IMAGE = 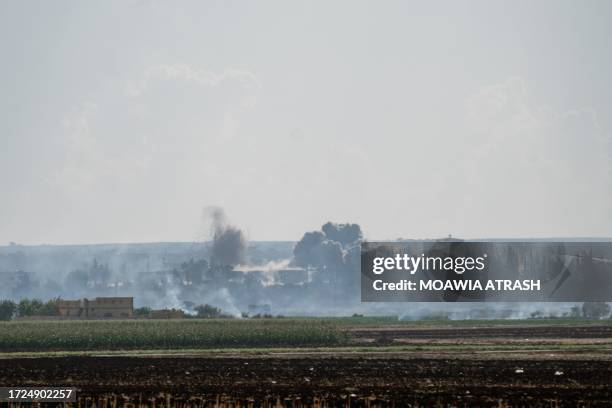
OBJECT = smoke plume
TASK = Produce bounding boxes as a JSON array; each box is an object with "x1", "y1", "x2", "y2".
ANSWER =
[{"x1": 207, "y1": 207, "x2": 247, "y2": 267}]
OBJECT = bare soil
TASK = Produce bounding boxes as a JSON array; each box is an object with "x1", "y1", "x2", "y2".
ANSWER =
[{"x1": 3, "y1": 324, "x2": 612, "y2": 407}]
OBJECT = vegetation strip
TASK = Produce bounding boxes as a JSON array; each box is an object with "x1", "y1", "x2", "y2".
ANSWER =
[
  {"x1": 2, "y1": 343, "x2": 612, "y2": 359},
  {"x1": 3, "y1": 318, "x2": 612, "y2": 353},
  {"x1": 0, "y1": 319, "x2": 347, "y2": 351}
]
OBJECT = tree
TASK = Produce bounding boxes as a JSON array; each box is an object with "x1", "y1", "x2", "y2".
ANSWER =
[
  {"x1": 17, "y1": 298, "x2": 44, "y2": 317},
  {"x1": 65, "y1": 268, "x2": 89, "y2": 290},
  {"x1": 293, "y1": 231, "x2": 325, "y2": 267},
  {"x1": 39, "y1": 298, "x2": 61, "y2": 316},
  {"x1": 582, "y1": 302, "x2": 611, "y2": 319},
  {"x1": 194, "y1": 304, "x2": 230, "y2": 318},
  {"x1": 10, "y1": 270, "x2": 35, "y2": 295},
  {"x1": 569, "y1": 305, "x2": 581, "y2": 318},
  {"x1": 89, "y1": 259, "x2": 112, "y2": 287},
  {"x1": 134, "y1": 307, "x2": 152, "y2": 317},
  {"x1": 321, "y1": 222, "x2": 362, "y2": 247},
  {"x1": 0, "y1": 300, "x2": 16, "y2": 321}
]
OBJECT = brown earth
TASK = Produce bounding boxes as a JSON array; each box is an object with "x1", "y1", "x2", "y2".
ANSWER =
[
  {"x1": 349, "y1": 324, "x2": 612, "y2": 348},
  {"x1": 2, "y1": 324, "x2": 612, "y2": 407},
  {"x1": 3, "y1": 352, "x2": 612, "y2": 407},
  {"x1": 348, "y1": 324, "x2": 612, "y2": 341}
]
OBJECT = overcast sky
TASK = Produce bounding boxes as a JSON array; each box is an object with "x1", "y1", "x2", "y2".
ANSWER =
[{"x1": 1, "y1": 0, "x2": 611, "y2": 244}]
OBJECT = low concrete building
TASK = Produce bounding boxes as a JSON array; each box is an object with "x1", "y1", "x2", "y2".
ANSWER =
[
  {"x1": 275, "y1": 268, "x2": 309, "y2": 285},
  {"x1": 58, "y1": 297, "x2": 133, "y2": 318},
  {"x1": 57, "y1": 299, "x2": 82, "y2": 317}
]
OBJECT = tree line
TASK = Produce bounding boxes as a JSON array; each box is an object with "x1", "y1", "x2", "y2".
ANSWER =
[
  {"x1": 0, "y1": 298, "x2": 238, "y2": 320},
  {"x1": 0, "y1": 298, "x2": 61, "y2": 320}
]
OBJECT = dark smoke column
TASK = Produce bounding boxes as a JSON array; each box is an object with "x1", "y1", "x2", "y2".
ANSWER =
[{"x1": 206, "y1": 207, "x2": 247, "y2": 266}]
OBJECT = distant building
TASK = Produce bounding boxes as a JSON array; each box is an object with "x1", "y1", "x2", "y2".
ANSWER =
[
  {"x1": 58, "y1": 297, "x2": 133, "y2": 318},
  {"x1": 275, "y1": 268, "x2": 309, "y2": 285},
  {"x1": 57, "y1": 299, "x2": 82, "y2": 317}
]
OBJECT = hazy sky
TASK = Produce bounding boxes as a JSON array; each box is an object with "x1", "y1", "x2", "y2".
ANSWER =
[{"x1": 1, "y1": 0, "x2": 611, "y2": 244}]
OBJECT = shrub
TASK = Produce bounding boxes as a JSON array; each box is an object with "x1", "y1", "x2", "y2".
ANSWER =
[
  {"x1": 0, "y1": 300, "x2": 16, "y2": 321},
  {"x1": 582, "y1": 302, "x2": 611, "y2": 319},
  {"x1": 194, "y1": 304, "x2": 232, "y2": 318},
  {"x1": 134, "y1": 307, "x2": 152, "y2": 317}
]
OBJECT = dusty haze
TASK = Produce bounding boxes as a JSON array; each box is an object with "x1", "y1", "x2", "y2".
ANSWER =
[{"x1": 1, "y1": 0, "x2": 611, "y2": 245}]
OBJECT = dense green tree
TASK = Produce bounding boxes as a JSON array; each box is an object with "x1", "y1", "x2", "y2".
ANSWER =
[
  {"x1": 321, "y1": 222, "x2": 362, "y2": 247},
  {"x1": 134, "y1": 307, "x2": 152, "y2": 317},
  {"x1": 17, "y1": 298, "x2": 43, "y2": 316},
  {"x1": 15, "y1": 298, "x2": 60, "y2": 317},
  {"x1": 195, "y1": 304, "x2": 231, "y2": 318},
  {"x1": 582, "y1": 302, "x2": 611, "y2": 319},
  {"x1": 0, "y1": 299, "x2": 16, "y2": 320},
  {"x1": 38, "y1": 297, "x2": 61, "y2": 316}
]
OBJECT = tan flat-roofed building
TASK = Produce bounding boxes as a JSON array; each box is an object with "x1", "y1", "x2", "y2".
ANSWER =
[
  {"x1": 57, "y1": 299, "x2": 82, "y2": 317},
  {"x1": 58, "y1": 297, "x2": 133, "y2": 319}
]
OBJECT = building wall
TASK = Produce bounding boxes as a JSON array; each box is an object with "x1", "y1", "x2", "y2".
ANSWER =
[
  {"x1": 276, "y1": 268, "x2": 309, "y2": 285},
  {"x1": 58, "y1": 300, "x2": 82, "y2": 317},
  {"x1": 57, "y1": 297, "x2": 133, "y2": 319},
  {"x1": 89, "y1": 297, "x2": 133, "y2": 318}
]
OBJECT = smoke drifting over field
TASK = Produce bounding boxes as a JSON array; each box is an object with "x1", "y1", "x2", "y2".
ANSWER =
[
  {"x1": 0, "y1": 216, "x2": 598, "y2": 318},
  {"x1": 0, "y1": 217, "x2": 359, "y2": 315}
]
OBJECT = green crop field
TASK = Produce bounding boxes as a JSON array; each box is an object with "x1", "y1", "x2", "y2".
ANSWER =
[
  {"x1": 0, "y1": 319, "x2": 348, "y2": 352},
  {"x1": 2, "y1": 317, "x2": 609, "y2": 353}
]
